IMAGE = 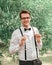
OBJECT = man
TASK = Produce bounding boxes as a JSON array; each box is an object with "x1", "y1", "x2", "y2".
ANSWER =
[{"x1": 9, "y1": 10, "x2": 42, "y2": 65}]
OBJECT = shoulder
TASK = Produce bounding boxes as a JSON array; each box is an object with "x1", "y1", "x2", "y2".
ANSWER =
[
  {"x1": 33, "y1": 27, "x2": 38, "y2": 31},
  {"x1": 32, "y1": 27, "x2": 39, "y2": 34},
  {"x1": 12, "y1": 28, "x2": 20, "y2": 36}
]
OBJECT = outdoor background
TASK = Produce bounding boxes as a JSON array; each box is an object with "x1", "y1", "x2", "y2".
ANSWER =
[{"x1": 0, "y1": 0, "x2": 52, "y2": 65}]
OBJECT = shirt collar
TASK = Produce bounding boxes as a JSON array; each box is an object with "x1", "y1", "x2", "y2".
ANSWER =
[{"x1": 21, "y1": 26, "x2": 32, "y2": 31}]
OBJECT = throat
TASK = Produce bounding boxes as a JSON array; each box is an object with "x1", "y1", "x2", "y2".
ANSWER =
[{"x1": 23, "y1": 25, "x2": 30, "y2": 28}]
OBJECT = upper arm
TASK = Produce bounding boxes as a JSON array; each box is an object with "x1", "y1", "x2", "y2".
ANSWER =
[
  {"x1": 10, "y1": 31, "x2": 19, "y2": 44},
  {"x1": 9, "y1": 29, "x2": 20, "y2": 54},
  {"x1": 33, "y1": 27, "x2": 39, "y2": 34}
]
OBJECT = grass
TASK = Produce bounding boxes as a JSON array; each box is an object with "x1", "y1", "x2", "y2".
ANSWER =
[
  {"x1": 0, "y1": 53, "x2": 52, "y2": 65},
  {"x1": 41, "y1": 56, "x2": 52, "y2": 65},
  {"x1": 41, "y1": 56, "x2": 52, "y2": 63}
]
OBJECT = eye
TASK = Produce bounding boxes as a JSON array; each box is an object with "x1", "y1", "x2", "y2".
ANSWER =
[{"x1": 21, "y1": 17, "x2": 30, "y2": 20}]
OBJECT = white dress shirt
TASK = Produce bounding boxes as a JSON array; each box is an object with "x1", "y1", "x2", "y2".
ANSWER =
[{"x1": 9, "y1": 26, "x2": 42, "y2": 61}]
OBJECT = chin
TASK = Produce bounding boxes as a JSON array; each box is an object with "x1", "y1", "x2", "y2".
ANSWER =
[
  {"x1": 24, "y1": 24, "x2": 29, "y2": 27},
  {"x1": 25, "y1": 24, "x2": 29, "y2": 26}
]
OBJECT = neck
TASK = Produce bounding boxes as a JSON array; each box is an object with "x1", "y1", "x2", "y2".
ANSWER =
[{"x1": 22, "y1": 25, "x2": 30, "y2": 28}]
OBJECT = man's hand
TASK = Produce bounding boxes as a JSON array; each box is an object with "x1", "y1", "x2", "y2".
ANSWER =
[
  {"x1": 34, "y1": 34, "x2": 41, "y2": 43},
  {"x1": 19, "y1": 36, "x2": 27, "y2": 47}
]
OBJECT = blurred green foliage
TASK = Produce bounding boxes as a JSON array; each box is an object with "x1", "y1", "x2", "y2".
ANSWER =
[{"x1": 0, "y1": 0, "x2": 52, "y2": 54}]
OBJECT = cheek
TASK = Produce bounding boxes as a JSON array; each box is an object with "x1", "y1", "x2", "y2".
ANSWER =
[
  {"x1": 21, "y1": 20, "x2": 24, "y2": 23},
  {"x1": 21, "y1": 19, "x2": 31, "y2": 23},
  {"x1": 29, "y1": 19, "x2": 31, "y2": 22},
  {"x1": 27, "y1": 19, "x2": 31, "y2": 22}
]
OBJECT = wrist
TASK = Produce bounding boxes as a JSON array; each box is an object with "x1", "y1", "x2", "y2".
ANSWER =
[
  {"x1": 36, "y1": 39, "x2": 41, "y2": 43},
  {"x1": 19, "y1": 40, "x2": 22, "y2": 47}
]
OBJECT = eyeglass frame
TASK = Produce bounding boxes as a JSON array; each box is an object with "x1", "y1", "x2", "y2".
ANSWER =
[{"x1": 21, "y1": 17, "x2": 30, "y2": 20}]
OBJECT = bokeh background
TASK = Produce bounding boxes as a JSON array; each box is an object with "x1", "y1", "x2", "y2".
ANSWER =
[{"x1": 0, "y1": 0, "x2": 52, "y2": 65}]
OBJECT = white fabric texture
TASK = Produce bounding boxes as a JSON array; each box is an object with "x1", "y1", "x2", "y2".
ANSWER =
[{"x1": 9, "y1": 26, "x2": 42, "y2": 61}]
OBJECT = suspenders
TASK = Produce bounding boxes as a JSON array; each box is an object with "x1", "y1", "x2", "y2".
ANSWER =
[
  {"x1": 19, "y1": 27, "x2": 38, "y2": 60},
  {"x1": 19, "y1": 28, "x2": 27, "y2": 60},
  {"x1": 32, "y1": 27, "x2": 38, "y2": 58}
]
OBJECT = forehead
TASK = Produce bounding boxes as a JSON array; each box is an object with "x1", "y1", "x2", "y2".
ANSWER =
[{"x1": 21, "y1": 13, "x2": 30, "y2": 17}]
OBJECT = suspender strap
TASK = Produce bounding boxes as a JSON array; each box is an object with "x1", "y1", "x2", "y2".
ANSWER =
[
  {"x1": 19, "y1": 27, "x2": 23, "y2": 36},
  {"x1": 19, "y1": 27, "x2": 27, "y2": 60},
  {"x1": 19, "y1": 27, "x2": 38, "y2": 59},
  {"x1": 32, "y1": 27, "x2": 38, "y2": 58}
]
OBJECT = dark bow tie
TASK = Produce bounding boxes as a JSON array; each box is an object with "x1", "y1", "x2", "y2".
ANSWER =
[{"x1": 24, "y1": 28, "x2": 31, "y2": 31}]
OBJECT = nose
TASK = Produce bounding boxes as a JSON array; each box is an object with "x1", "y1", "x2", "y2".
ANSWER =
[
  {"x1": 25, "y1": 18, "x2": 28, "y2": 21},
  {"x1": 25, "y1": 18, "x2": 29, "y2": 21}
]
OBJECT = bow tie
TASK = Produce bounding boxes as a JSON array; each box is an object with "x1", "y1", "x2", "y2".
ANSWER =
[{"x1": 24, "y1": 28, "x2": 31, "y2": 31}]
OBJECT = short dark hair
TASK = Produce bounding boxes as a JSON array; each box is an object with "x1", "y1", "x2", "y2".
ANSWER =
[{"x1": 19, "y1": 10, "x2": 30, "y2": 18}]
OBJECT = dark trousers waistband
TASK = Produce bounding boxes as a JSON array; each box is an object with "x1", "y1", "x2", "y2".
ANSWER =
[{"x1": 19, "y1": 60, "x2": 33, "y2": 65}]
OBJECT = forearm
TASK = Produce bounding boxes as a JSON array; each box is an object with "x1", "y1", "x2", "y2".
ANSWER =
[{"x1": 37, "y1": 40, "x2": 42, "y2": 50}]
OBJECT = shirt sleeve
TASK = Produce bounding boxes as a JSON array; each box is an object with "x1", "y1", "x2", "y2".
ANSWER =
[
  {"x1": 37, "y1": 39, "x2": 42, "y2": 50},
  {"x1": 9, "y1": 30, "x2": 21, "y2": 54},
  {"x1": 33, "y1": 27, "x2": 42, "y2": 50}
]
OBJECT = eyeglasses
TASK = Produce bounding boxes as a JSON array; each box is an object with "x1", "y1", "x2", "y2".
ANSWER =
[{"x1": 21, "y1": 17, "x2": 30, "y2": 20}]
